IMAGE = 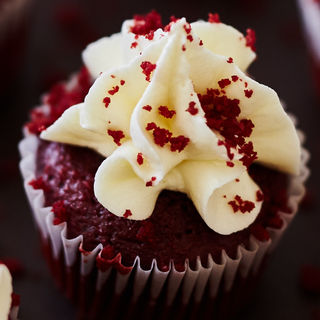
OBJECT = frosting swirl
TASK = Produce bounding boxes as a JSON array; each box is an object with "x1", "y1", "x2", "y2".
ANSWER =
[{"x1": 40, "y1": 15, "x2": 300, "y2": 235}]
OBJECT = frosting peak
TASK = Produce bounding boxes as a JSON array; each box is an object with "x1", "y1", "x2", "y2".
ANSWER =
[{"x1": 40, "y1": 14, "x2": 301, "y2": 235}]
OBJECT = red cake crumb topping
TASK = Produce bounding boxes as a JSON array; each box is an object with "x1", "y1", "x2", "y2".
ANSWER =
[
  {"x1": 111, "y1": 75, "x2": 116, "y2": 78},
  {"x1": 199, "y1": 40, "x2": 204, "y2": 46},
  {"x1": 107, "y1": 129, "x2": 125, "y2": 146},
  {"x1": 244, "y1": 89, "x2": 253, "y2": 98},
  {"x1": 158, "y1": 105, "x2": 176, "y2": 119},
  {"x1": 29, "y1": 176, "x2": 50, "y2": 192},
  {"x1": 208, "y1": 13, "x2": 221, "y2": 23},
  {"x1": 123, "y1": 210, "x2": 132, "y2": 219},
  {"x1": 137, "y1": 153, "x2": 144, "y2": 165},
  {"x1": 120, "y1": 80, "x2": 125, "y2": 86},
  {"x1": 187, "y1": 35, "x2": 193, "y2": 42},
  {"x1": 228, "y1": 195, "x2": 255, "y2": 213},
  {"x1": 11, "y1": 292, "x2": 20, "y2": 307},
  {"x1": 232, "y1": 75, "x2": 239, "y2": 82},
  {"x1": 52, "y1": 200, "x2": 67, "y2": 225},
  {"x1": 146, "y1": 176, "x2": 157, "y2": 187},
  {"x1": 256, "y1": 190, "x2": 265, "y2": 202},
  {"x1": 186, "y1": 101, "x2": 198, "y2": 115},
  {"x1": 146, "y1": 122, "x2": 172, "y2": 147},
  {"x1": 130, "y1": 10, "x2": 163, "y2": 37},
  {"x1": 26, "y1": 67, "x2": 92, "y2": 134},
  {"x1": 108, "y1": 86, "x2": 119, "y2": 95},
  {"x1": 131, "y1": 41, "x2": 138, "y2": 49},
  {"x1": 198, "y1": 88, "x2": 257, "y2": 168},
  {"x1": 103, "y1": 97, "x2": 111, "y2": 108},
  {"x1": 182, "y1": 45, "x2": 186, "y2": 51},
  {"x1": 140, "y1": 61, "x2": 157, "y2": 82},
  {"x1": 245, "y1": 29, "x2": 257, "y2": 52},
  {"x1": 142, "y1": 105, "x2": 152, "y2": 111},
  {"x1": 218, "y1": 78, "x2": 231, "y2": 89},
  {"x1": 170, "y1": 135, "x2": 190, "y2": 152},
  {"x1": 227, "y1": 57, "x2": 233, "y2": 63},
  {"x1": 227, "y1": 161, "x2": 234, "y2": 167},
  {"x1": 183, "y1": 23, "x2": 192, "y2": 34}
]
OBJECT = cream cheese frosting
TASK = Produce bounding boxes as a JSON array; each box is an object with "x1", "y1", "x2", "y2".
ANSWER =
[
  {"x1": 0, "y1": 264, "x2": 12, "y2": 320},
  {"x1": 40, "y1": 15, "x2": 301, "y2": 235}
]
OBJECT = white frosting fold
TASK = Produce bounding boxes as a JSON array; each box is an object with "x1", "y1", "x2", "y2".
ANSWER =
[
  {"x1": 41, "y1": 17, "x2": 301, "y2": 234},
  {"x1": 0, "y1": 264, "x2": 12, "y2": 320}
]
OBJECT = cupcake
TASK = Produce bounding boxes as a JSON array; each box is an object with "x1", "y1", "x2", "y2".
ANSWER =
[
  {"x1": 297, "y1": 0, "x2": 320, "y2": 101},
  {"x1": 19, "y1": 11, "x2": 309, "y2": 320},
  {"x1": 0, "y1": 263, "x2": 20, "y2": 320}
]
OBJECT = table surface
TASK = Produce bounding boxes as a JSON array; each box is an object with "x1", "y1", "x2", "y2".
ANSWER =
[{"x1": 0, "y1": 0, "x2": 320, "y2": 319}]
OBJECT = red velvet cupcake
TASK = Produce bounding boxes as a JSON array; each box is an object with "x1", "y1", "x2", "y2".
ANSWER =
[{"x1": 19, "y1": 11, "x2": 309, "y2": 320}]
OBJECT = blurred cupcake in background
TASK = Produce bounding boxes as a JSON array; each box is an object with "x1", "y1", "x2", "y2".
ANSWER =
[
  {"x1": 297, "y1": 0, "x2": 320, "y2": 102},
  {"x1": 0, "y1": 263, "x2": 20, "y2": 320}
]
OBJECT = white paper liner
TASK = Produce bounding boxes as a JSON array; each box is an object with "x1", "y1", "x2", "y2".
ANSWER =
[{"x1": 19, "y1": 128, "x2": 310, "y2": 311}]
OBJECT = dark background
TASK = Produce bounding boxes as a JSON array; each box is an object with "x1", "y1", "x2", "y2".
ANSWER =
[{"x1": 0, "y1": 0, "x2": 320, "y2": 319}]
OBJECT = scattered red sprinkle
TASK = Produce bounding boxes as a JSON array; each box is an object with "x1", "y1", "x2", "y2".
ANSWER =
[
  {"x1": 146, "y1": 122, "x2": 172, "y2": 147},
  {"x1": 120, "y1": 80, "x2": 125, "y2": 86},
  {"x1": 158, "y1": 105, "x2": 176, "y2": 119},
  {"x1": 11, "y1": 293, "x2": 20, "y2": 307},
  {"x1": 146, "y1": 176, "x2": 157, "y2": 187},
  {"x1": 182, "y1": 44, "x2": 186, "y2": 51},
  {"x1": 228, "y1": 195, "x2": 255, "y2": 213},
  {"x1": 227, "y1": 57, "x2": 233, "y2": 63},
  {"x1": 256, "y1": 190, "x2": 265, "y2": 202},
  {"x1": 123, "y1": 209, "x2": 132, "y2": 218},
  {"x1": 140, "y1": 61, "x2": 157, "y2": 82},
  {"x1": 111, "y1": 75, "x2": 116, "y2": 78},
  {"x1": 300, "y1": 264, "x2": 320, "y2": 294},
  {"x1": 183, "y1": 23, "x2": 192, "y2": 34},
  {"x1": 186, "y1": 101, "x2": 198, "y2": 115},
  {"x1": 208, "y1": 13, "x2": 221, "y2": 23},
  {"x1": 239, "y1": 141, "x2": 258, "y2": 167},
  {"x1": 236, "y1": 179, "x2": 240, "y2": 182},
  {"x1": 231, "y1": 75, "x2": 239, "y2": 82},
  {"x1": 137, "y1": 152, "x2": 144, "y2": 165},
  {"x1": 130, "y1": 10, "x2": 163, "y2": 36},
  {"x1": 52, "y1": 200, "x2": 67, "y2": 225},
  {"x1": 250, "y1": 225, "x2": 270, "y2": 242},
  {"x1": 218, "y1": 78, "x2": 231, "y2": 89},
  {"x1": 199, "y1": 39, "x2": 204, "y2": 46},
  {"x1": 131, "y1": 41, "x2": 138, "y2": 49},
  {"x1": 244, "y1": 89, "x2": 253, "y2": 98},
  {"x1": 226, "y1": 161, "x2": 234, "y2": 167},
  {"x1": 244, "y1": 82, "x2": 248, "y2": 88},
  {"x1": 187, "y1": 35, "x2": 193, "y2": 42},
  {"x1": 245, "y1": 28, "x2": 257, "y2": 52},
  {"x1": 142, "y1": 105, "x2": 152, "y2": 111},
  {"x1": 170, "y1": 136, "x2": 190, "y2": 153},
  {"x1": 223, "y1": 195, "x2": 226, "y2": 198},
  {"x1": 103, "y1": 96, "x2": 111, "y2": 108},
  {"x1": 108, "y1": 86, "x2": 119, "y2": 95},
  {"x1": 107, "y1": 129, "x2": 125, "y2": 146}
]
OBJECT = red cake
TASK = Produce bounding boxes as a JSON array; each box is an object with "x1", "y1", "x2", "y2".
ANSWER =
[{"x1": 20, "y1": 11, "x2": 308, "y2": 320}]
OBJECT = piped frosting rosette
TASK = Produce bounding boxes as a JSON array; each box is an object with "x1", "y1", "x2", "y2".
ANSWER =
[{"x1": 40, "y1": 17, "x2": 301, "y2": 235}]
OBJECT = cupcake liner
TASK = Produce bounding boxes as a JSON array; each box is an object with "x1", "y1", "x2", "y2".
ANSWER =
[{"x1": 19, "y1": 126, "x2": 309, "y2": 319}]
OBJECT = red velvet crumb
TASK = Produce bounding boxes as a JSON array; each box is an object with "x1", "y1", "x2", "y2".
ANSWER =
[
  {"x1": 158, "y1": 105, "x2": 176, "y2": 119},
  {"x1": 170, "y1": 135, "x2": 189, "y2": 153},
  {"x1": 218, "y1": 78, "x2": 231, "y2": 89},
  {"x1": 183, "y1": 23, "x2": 192, "y2": 34},
  {"x1": 146, "y1": 176, "x2": 157, "y2": 187},
  {"x1": 245, "y1": 29, "x2": 257, "y2": 52},
  {"x1": 186, "y1": 101, "x2": 198, "y2": 115},
  {"x1": 228, "y1": 195, "x2": 255, "y2": 213},
  {"x1": 123, "y1": 210, "x2": 132, "y2": 218},
  {"x1": 130, "y1": 10, "x2": 163, "y2": 36},
  {"x1": 107, "y1": 129, "x2": 125, "y2": 146},
  {"x1": 131, "y1": 41, "x2": 138, "y2": 49},
  {"x1": 187, "y1": 35, "x2": 193, "y2": 42},
  {"x1": 103, "y1": 96, "x2": 111, "y2": 108},
  {"x1": 146, "y1": 122, "x2": 172, "y2": 147},
  {"x1": 256, "y1": 190, "x2": 265, "y2": 202},
  {"x1": 108, "y1": 86, "x2": 119, "y2": 95},
  {"x1": 142, "y1": 105, "x2": 152, "y2": 111},
  {"x1": 227, "y1": 57, "x2": 233, "y2": 63},
  {"x1": 137, "y1": 152, "x2": 144, "y2": 165},
  {"x1": 52, "y1": 200, "x2": 67, "y2": 225},
  {"x1": 182, "y1": 44, "x2": 186, "y2": 51},
  {"x1": 29, "y1": 176, "x2": 49, "y2": 192},
  {"x1": 244, "y1": 89, "x2": 253, "y2": 98},
  {"x1": 208, "y1": 13, "x2": 221, "y2": 23},
  {"x1": 199, "y1": 39, "x2": 204, "y2": 46},
  {"x1": 111, "y1": 75, "x2": 116, "y2": 78},
  {"x1": 140, "y1": 61, "x2": 157, "y2": 82},
  {"x1": 231, "y1": 75, "x2": 239, "y2": 82},
  {"x1": 120, "y1": 80, "x2": 125, "y2": 86},
  {"x1": 227, "y1": 161, "x2": 234, "y2": 167}
]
